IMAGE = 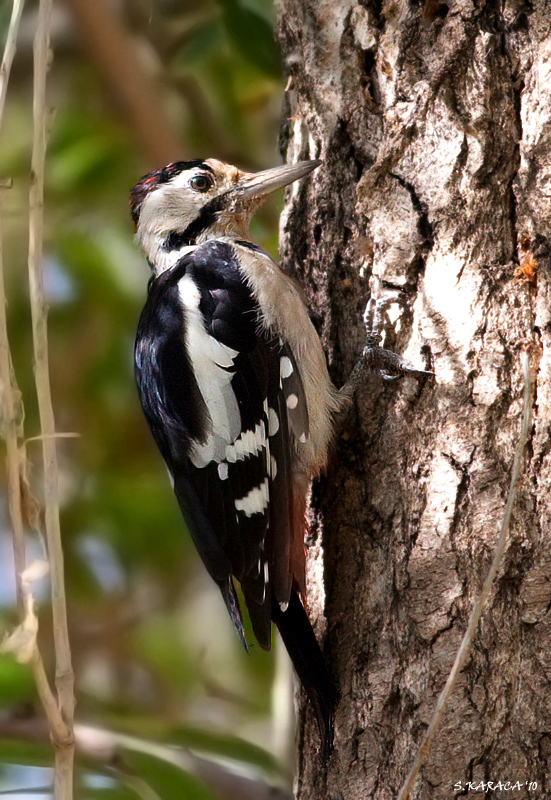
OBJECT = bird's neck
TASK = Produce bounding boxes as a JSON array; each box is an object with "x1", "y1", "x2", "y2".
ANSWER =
[{"x1": 138, "y1": 223, "x2": 258, "y2": 277}]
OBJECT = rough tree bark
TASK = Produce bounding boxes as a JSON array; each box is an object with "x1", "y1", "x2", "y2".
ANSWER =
[{"x1": 276, "y1": 1, "x2": 551, "y2": 798}]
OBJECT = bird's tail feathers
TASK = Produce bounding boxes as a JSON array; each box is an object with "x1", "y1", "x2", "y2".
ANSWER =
[
  {"x1": 219, "y1": 578, "x2": 248, "y2": 652},
  {"x1": 272, "y1": 591, "x2": 339, "y2": 761}
]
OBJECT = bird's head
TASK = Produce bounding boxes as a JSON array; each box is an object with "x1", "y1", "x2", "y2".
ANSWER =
[{"x1": 130, "y1": 158, "x2": 321, "y2": 275}]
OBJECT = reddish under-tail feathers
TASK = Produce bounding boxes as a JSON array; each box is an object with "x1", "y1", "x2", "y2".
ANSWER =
[
  {"x1": 272, "y1": 591, "x2": 339, "y2": 761},
  {"x1": 265, "y1": 390, "x2": 339, "y2": 758},
  {"x1": 271, "y1": 471, "x2": 339, "y2": 760}
]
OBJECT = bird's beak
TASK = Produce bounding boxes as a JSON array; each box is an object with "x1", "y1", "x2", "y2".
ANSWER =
[{"x1": 234, "y1": 160, "x2": 321, "y2": 201}]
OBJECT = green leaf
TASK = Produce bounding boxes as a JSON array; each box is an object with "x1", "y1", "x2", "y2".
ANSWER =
[
  {"x1": 176, "y1": 23, "x2": 223, "y2": 66},
  {"x1": 124, "y1": 751, "x2": 218, "y2": 800},
  {"x1": 82, "y1": 775, "x2": 138, "y2": 800},
  {"x1": 0, "y1": 659, "x2": 34, "y2": 706},
  {"x1": 166, "y1": 724, "x2": 280, "y2": 774},
  {"x1": 0, "y1": 740, "x2": 53, "y2": 769},
  {"x1": 216, "y1": 0, "x2": 282, "y2": 77},
  {"x1": 84, "y1": 787, "x2": 137, "y2": 800}
]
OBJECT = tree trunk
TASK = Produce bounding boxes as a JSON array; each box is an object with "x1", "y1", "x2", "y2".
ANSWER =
[{"x1": 276, "y1": 2, "x2": 551, "y2": 797}]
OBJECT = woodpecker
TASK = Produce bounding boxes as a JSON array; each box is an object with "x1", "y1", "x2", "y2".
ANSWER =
[
  {"x1": 131, "y1": 157, "x2": 343, "y2": 756},
  {"x1": 130, "y1": 158, "x2": 431, "y2": 758}
]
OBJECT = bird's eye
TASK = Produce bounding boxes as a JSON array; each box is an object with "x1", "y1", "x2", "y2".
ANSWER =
[{"x1": 190, "y1": 174, "x2": 213, "y2": 193}]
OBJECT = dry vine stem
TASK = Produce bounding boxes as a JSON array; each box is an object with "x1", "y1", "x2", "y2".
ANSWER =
[
  {"x1": 28, "y1": 0, "x2": 75, "y2": 795},
  {"x1": 1, "y1": 2, "x2": 75, "y2": 793},
  {"x1": 396, "y1": 350, "x2": 533, "y2": 800},
  {"x1": 0, "y1": 0, "x2": 24, "y2": 120},
  {"x1": 0, "y1": 0, "x2": 26, "y2": 600}
]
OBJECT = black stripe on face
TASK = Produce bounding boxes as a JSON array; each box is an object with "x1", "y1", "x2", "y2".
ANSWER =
[{"x1": 163, "y1": 194, "x2": 226, "y2": 251}]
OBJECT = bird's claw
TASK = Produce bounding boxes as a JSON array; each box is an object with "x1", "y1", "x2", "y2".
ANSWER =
[{"x1": 362, "y1": 343, "x2": 434, "y2": 382}]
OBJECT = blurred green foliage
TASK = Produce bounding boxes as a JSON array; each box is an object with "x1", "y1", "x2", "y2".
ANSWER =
[{"x1": 0, "y1": 1, "x2": 293, "y2": 797}]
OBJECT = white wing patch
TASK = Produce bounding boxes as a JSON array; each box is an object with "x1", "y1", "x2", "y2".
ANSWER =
[
  {"x1": 178, "y1": 274, "x2": 241, "y2": 468},
  {"x1": 280, "y1": 355, "x2": 293, "y2": 378},
  {"x1": 267, "y1": 407, "x2": 279, "y2": 436},
  {"x1": 225, "y1": 421, "x2": 267, "y2": 463},
  {"x1": 234, "y1": 477, "x2": 270, "y2": 517},
  {"x1": 178, "y1": 275, "x2": 271, "y2": 479}
]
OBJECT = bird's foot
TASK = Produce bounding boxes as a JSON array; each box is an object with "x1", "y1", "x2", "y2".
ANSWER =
[{"x1": 342, "y1": 288, "x2": 434, "y2": 395}]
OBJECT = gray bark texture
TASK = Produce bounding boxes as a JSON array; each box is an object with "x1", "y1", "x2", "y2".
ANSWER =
[{"x1": 275, "y1": 1, "x2": 551, "y2": 798}]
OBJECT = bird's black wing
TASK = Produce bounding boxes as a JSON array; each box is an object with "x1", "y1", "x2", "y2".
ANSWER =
[{"x1": 134, "y1": 241, "x2": 308, "y2": 649}]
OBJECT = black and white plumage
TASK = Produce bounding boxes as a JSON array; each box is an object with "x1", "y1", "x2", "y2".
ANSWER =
[{"x1": 131, "y1": 158, "x2": 343, "y2": 756}]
